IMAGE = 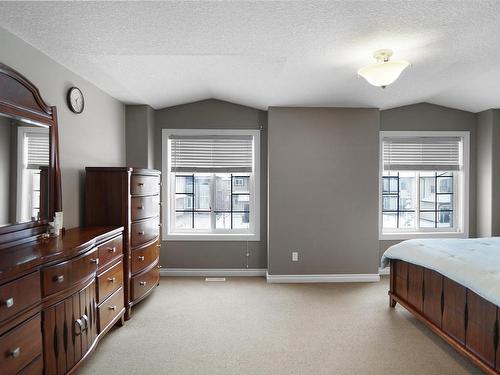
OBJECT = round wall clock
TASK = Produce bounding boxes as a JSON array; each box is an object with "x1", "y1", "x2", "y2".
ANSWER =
[{"x1": 67, "y1": 87, "x2": 84, "y2": 114}]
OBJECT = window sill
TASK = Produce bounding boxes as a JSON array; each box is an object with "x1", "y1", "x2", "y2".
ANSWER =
[
  {"x1": 380, "y1": 231, "x2": 468, "y2": 241},
  {"x1": 164, "y1": 233, "x2": 261, "y2": 242}
]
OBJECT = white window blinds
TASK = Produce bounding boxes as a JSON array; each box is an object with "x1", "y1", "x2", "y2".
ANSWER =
[
  {"x1": 26, "y1": 131, "x2": 50, "y2": 168},
  {"x1": 382, "y1": 136, "x2": 462, "y2": 171},
  {"x1": 169, "y1": 134, "x2": 254, "y2": 173}
]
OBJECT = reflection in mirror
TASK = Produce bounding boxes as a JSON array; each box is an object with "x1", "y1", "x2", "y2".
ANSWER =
[{"x1": 0, "y1": 114, "x2": 50, "y2": 227}]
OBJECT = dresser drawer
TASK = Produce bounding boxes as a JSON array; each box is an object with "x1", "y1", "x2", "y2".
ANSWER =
[
  {"x1": 18, "y1": 355, "x2": 43, "y2": 375},
  {"x1": 97, "y1": 261, "x2": 123, "y2": 304},
  {"x1": 131, "y1": 264, "x2": 159, "y2": 302},
  {"x1": 0, "y1": 271, "x2": 41, "y2": 323},
  {"x1": 130, "y1": 217, "x2": 159, "y2": 248},
  {"x1": 131, "y1": 242, "x2": 160, "y2": 275},
  {"x1": 0, "y1": 314, "x2": 42, "y2": 374},
  {"x1": 131, "y1": 195, "x2": 160, "y2": 221},
  {"x1": 41, "y1": 249, "x2": 98, "y2": 297},
  {"x1": 131, "y1": 174, "x2": 160, "y2": 196},
  {"x1": 97, "y1": 236, "x2": 123, "y2": 269},
  {"x1": 98, "y1": 287, "x2": 124, "y2": 332}
]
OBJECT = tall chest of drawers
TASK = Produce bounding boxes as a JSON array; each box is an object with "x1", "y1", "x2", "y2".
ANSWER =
[{"x1": 85, "y1": 168, "x2": 161, "y2": 319}]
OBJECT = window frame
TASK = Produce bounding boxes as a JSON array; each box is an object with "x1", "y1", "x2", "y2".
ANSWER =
[
  {"x1": 379, "y1": 131, "x2": 469, "y2": 240},
  {"x1": 162, "y1": 128, "x2": 261, "y2": 241}
]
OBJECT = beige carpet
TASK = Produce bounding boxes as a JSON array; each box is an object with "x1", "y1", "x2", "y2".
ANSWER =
[{"x1": 78, "y1": 277, "x2": 483, "y2": 375}]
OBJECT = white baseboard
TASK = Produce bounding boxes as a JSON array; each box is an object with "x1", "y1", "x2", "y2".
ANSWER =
[
  {"x1": 379, "y1": 267, "x2": 390, "y2": 276},
  {"x1": 160, "y1": 268, "x2": 267, "y2": 277},
  {"x1": 266, "y1": 272, "x2": 380, "y2": 283}
]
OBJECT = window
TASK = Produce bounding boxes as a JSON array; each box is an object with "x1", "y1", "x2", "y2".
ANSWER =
[
  {"x1": 380, "y1": 131, "x2": 469, "y2": 239},
  {"x1": 162, "y1": 129, "x2": 260, "y2": 241}
]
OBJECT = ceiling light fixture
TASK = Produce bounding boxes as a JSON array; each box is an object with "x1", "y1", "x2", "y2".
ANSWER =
[{"x1": 358, "y1": 49, "x2": 410, "y2": 88}]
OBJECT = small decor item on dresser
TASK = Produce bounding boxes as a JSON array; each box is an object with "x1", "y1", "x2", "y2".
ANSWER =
[{"x1": 67, "y1": 86, "x2": 84, "y2": 114}]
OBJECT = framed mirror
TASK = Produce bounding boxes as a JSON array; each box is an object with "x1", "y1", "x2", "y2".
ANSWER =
[{"x1": 0, "y1": 62, "x2": 62, "y2": 248}]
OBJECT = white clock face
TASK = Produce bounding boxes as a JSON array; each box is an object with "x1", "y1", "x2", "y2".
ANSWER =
[{"x1": 69, "y1": 88, "x2": 84, "y2": 113}]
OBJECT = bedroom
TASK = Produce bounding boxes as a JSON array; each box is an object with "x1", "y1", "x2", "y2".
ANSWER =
[{"x1": 0, "y1": 1, "x2": 498, "y2": 374}]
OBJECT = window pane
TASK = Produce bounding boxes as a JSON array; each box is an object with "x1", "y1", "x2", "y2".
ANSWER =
[
  {"x1": 215, "y1": 174, "x2": 231, "y2": 211},
  {"x1": 175, "y1": 194, "x2": 193, "y2": 210},
  {"x1": 419, "y1": 212, "x2": 435, "y2": 228},
  {"x1": 437, "y1": 177, "x2": 453, "y2": 193},
  {"x1": 383, "y1": 196, "x2": 397, "y2": 211},
  {"x1": 175, "y1": 212, "x2": 192, "y2": 229},
  {"x1": 176, "y1": 176, "x2": 193, "y2": 194},
  {"x1": 215, "y1": 213, "x2": 231, "y2": 229},
  {"x1": 399, "y1": 173, "x2": 415, "y2": 210},
  {"x1": 232, "y1": 176, "x2": 250, "y2": 194},
  {"x1": 398, "y1": 212, "x2": 415, "y2": 229},
  {"x1": 437, "y1": 211, "x2": 453, "y2": 228},
  {"x1": 194, "y1": 175, "x2": 211, "y2": 210},
  {"x1": 420, "y1": 176, "x2": 435, "y2": 210},
  {"x1": 382, "y1": 212, "x2": 397, "y2": 229},
  {"x1": 233, "y1": 212, "x2": 250, "y2": 229},
  {"x1": 232, "y1": 195, "x2": 250, "y2": 211},
  {"x1": 194, "y1": 212, "x2": 210, "y2": 229}
]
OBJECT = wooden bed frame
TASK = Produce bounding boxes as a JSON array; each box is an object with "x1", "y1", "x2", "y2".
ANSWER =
[{"x1": 389, "y1": 259, "x2": 500, "y2": 375}]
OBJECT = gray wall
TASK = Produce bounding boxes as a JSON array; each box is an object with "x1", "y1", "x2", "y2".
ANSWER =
[
  {"x1": 267, "y1": 107, "x2": 380, "y2": 275},
  {"x1": 0, "y1": 26, "x2": 125, "y2": 228},
  {"x1": 379, "y1": 103, "x2": 477, "y2": 259},
  {"x1": 154, "y1": 99, "x2": 268, "y2": 269},
  {"x1": 126, "y1": 105, "x2": 155, "y2": 169},
  {"x1": 0, "y1": 116, "x2": 11, "y2": 225},
  {"x1": 476, "y1": 109, "x2": 500, "y2": 237}
]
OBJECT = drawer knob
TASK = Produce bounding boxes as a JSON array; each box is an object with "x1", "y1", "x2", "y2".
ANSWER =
[
  {"x1": 54, "y1": 275, "x2": 64, "y2": 283},
  {"x1": 90, "y1": 258, "x2": 99, "y2": 265},
  {"x1": 81, "y1": 315, "x2": 89, "y2": 332},
  {"x1": 9, "y1": 347, "x2": 21, "y2": 358},
  {"x1": 138, "y1": 255, "x2": 145, "y2": 261},
  {"x1": 108, "y1": 305, "x2": 117, "y2": 311},
  {"x1": 138, "y1": 206, "x2": 145, "y2": 210},
  {"x1": 108, "y1": 277, "x2": 116, "y2": 283},
  {"x1": 139, "y1": 281, "x2": 147, "y2": 286},
  {"x1": 74, "y1": 319, "x2": 83, "y2": 336},
  {"x1": 108, "y1": 247, "x2": 116, "y2": 253},
  {"x1": 138, "y1": 182, "x2": 144, "y2": 186},
  {"x1": 138, "y1": 231, "x2": 145, "y2": 235},
  {"x1": 4, "y1": 297, "x2": 14, "y2": 308},
  {"x1": 156, "y1": 243, "x2": 161, "y2": 248}
]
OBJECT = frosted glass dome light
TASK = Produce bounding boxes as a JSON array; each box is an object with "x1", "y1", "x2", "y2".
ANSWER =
[{"x1": 358, "y1": 49, "x2": 410, "y2": 88}]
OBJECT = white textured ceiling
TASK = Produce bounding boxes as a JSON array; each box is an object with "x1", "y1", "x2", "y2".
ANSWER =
[{"x1": 1, "y1": 1, "x2": 500, "y2": 112}]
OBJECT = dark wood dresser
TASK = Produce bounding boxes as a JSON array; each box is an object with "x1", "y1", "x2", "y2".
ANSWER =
[
  {"x1": 0, "y1": 226, "x2": 125, "y2": 375},
  {"x1": 85, "y1": 168, "x2": 161, "y2": 319}
]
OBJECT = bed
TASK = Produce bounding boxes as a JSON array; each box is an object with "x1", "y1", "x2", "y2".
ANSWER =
[{"x1": 382, "y1": 238, "x2": 500, "y2": 375}]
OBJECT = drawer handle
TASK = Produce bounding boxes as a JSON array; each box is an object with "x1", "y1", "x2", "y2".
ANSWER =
[
  {"x1": 9, "y1": 347, "x2": 21, "y2": 358},
  {"x1": 108, "y1": 277, "x2": 116, "y2": 283},
  {"x1": 138, "y1": 256, "x2": 145, "y2": 261},
  {"x1": 108, "y1": 247, "x2": 116, "y2": 253},
  {"x1": 139, "y1": 281, "x2": 147, "y2": 286},
  {"x1": 90, "y1": 258, "x2": 99, "y2": 265},
  {"x1": 54, "y1": 275, "x2": 64, "y2": 283},
  {"x1": 4, "y1": 297, "x2": 14, "y2": 308},
  {"x1": 156, "y1": 244, "x2": 161, "y2": 248},
  {"x1": 138, "y1": 206, "x2": 145, "y2": 210},
  {"x1": 74, "y1": 319, "x2": 83, "y2": 336},
  {"x1": 138, "y1": 182, "x2": 144, "y2": 186},
  {"x1": 138, "y1": 231, "x2": 145, "y2": 235},
  {"x1": 108, "y1": 305, "x2": 117, "y2": 311}
]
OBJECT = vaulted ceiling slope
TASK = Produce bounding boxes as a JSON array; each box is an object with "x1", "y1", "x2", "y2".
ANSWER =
[{"x1": 1, "y1": 1, "x2": 499, "y2": 112}]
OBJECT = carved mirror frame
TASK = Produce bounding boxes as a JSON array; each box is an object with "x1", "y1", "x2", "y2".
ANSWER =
[{"x1": 0, "y1": 62, "x2": 62, "y2": 248}]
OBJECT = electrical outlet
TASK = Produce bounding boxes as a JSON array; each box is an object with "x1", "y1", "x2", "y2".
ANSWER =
[{"x1": 292, "y1": 251, "x2": 299, "y2": 262}]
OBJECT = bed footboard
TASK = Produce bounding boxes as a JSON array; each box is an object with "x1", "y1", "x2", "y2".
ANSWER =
[{"x1": 389, "y1": 259, "x2": 500, "y2": 375}]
